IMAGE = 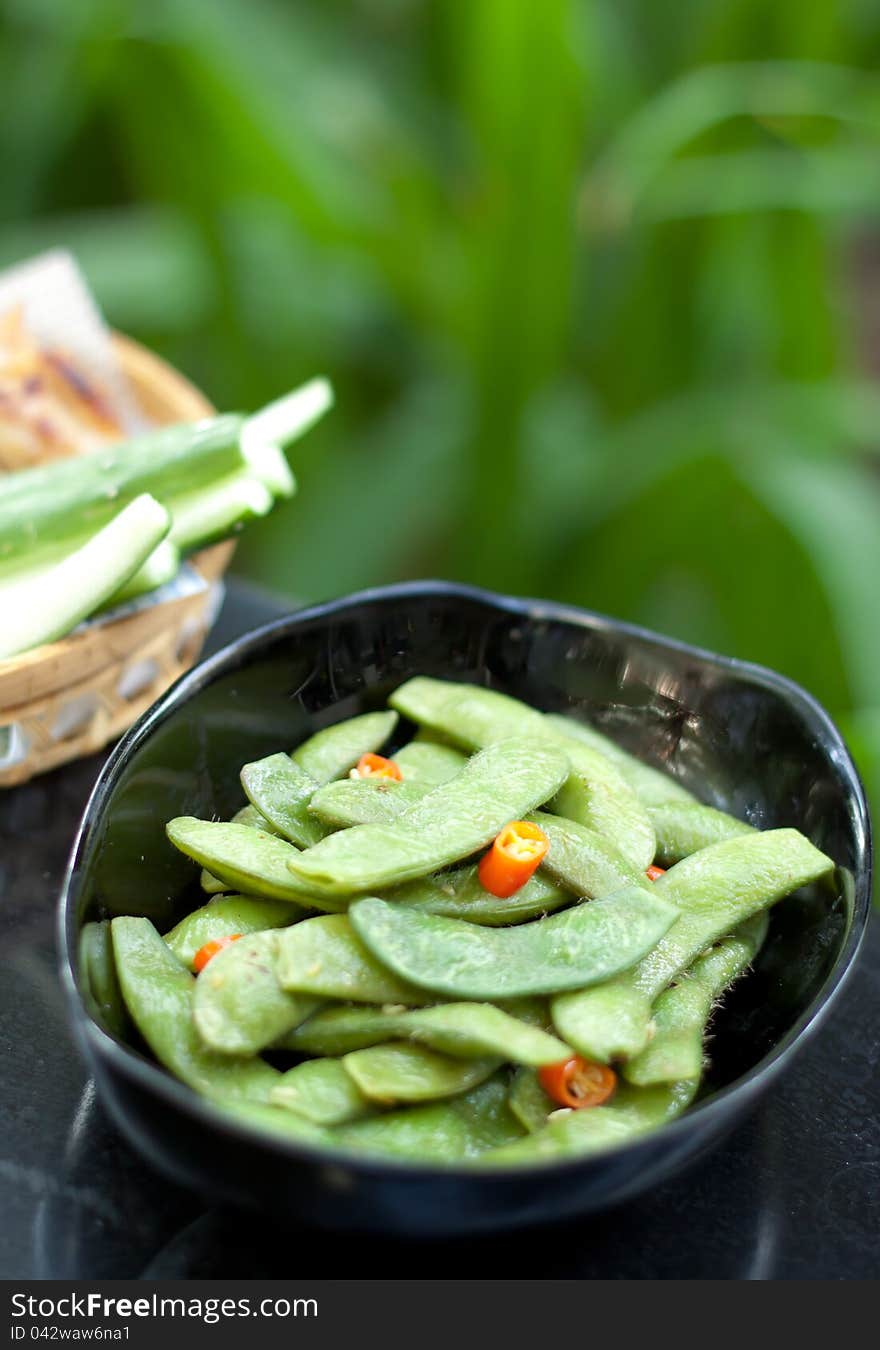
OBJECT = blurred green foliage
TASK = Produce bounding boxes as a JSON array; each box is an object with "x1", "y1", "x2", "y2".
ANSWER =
[{"x1": 2, "y1": 0, "x2": 880, "y2": 843}]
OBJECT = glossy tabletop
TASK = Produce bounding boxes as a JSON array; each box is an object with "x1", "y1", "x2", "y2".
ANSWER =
[{"x1": 2, "y1": 579, "x2": 878, "y2": 1279}]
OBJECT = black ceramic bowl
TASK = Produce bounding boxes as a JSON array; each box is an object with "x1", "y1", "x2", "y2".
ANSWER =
[{"x1": 59, "y1": 582, "x2": 871, "y2": 1235}]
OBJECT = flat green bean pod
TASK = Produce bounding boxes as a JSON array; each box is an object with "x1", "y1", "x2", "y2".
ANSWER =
[
  {"x1": 478, "y1": 1080, "x2": 697, "y2": 1163},
  {"x1": 192, "y1": 930, "x2": 323, "y2": 1055},
  {"x1": 277, "y1": 913, "x2": 432, "y2": 1005},
  {"x1": 291, "y1": 710, "x2": 398, "y2": 782},
  {"x1": 111, "y1": 917, "x2": 279, "y2": 1104},
  {"x1": 389, "y1": 679, "x2": 656, "y2": 869},
  {"x1": 79, "y1": 920, "x2": 129, "y2": 1039},
  {"x1": 390, "y1": 676, "x2": 540, "y2": 745},
  {"x1": 240, "y1": 752, "x2": 327, "y2": 848},
  {"x1": 552, "y1": 828, "x2": 833, "y2": 1062},
  {"x1": 164, "y1": 894, "x2": 305, "y2": 968},
  {"x1": 129, "y1": 677, "x2": 841, "y2": 1166},
  {"x1": 531, "y1": 812, "x2": 646, "y2": 898},
  {"x1": 309, "y1": 777, "x2": 426, "y2": 828},
  {"x1": 547, "y1": 766, "x2": 655, "y2": 872},
  {"x1": 543, "y1": 712, "x2": 696, "y2": 807},
  {"x1": 388, "y1": 863, "x2": 572, "y2": 926},
  {"x1": 270, "y1": 1058, "x2": 374, "y2": 1126},
  {"x1": 624, "y1": 913, "x2": 768, "y2": 1085},
  {"x1": 287, "y1": 737, "x2": 570, "y2": 896},
  {"x1": 335, "y1": 1076, "x2": 524, "y2": 1161},
  {"x1": 167, "y1": 818, "x2": 345, "y2": 911},
  {"x1": 648, "y1": 800, "x2": 754, "y2": 865},
  {"x1": 212, "y1": 1099, "x2": 332, "y2": 1146},
  {"x1": 200, "y1": 803, "x2": 279, "y2": 894},
  {"x1": 286, "y1": 1001, "x2": 572, "y2": 1064},
  {"x1": 392, "y1": 740, "x2": 467, "y2": 786},
  {"x1": 343, "y1": 1042, "x2": 499, "y2": 1104},
  {"x1": 348, "y1": 888, "x2": 679, "y2": 1000}
]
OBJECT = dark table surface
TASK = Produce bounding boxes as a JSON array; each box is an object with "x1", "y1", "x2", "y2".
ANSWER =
[{"x1": 2, "y1": 579, "x2": 878, "y2": 1280}]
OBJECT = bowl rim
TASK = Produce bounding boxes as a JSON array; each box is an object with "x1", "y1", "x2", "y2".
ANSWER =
[{"x1": 57, "y1": 579, "x2": 873, "y2": 1180}]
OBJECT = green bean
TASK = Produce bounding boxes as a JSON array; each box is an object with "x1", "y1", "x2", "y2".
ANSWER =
[
  {"x1": 389, "y1": 676, "x2": 546, "y2": 745},
  {"x1": 388, "y1": 863, "x2": 572, "y2": 926},
  {"x1": 507, "y1": 1068, "x2": 555, "y2": 1133},
  {"x1": 413, "y1": 726, "x2": 459, "y2": 748},
  {"x1": 240, "y1": 715, "x2": 406, "y2": 847},
  {"x1": 393, "y1": 740, "x2": 467, "y2": 786},
  {"x1": 624, "y1": 914, "x2": 768, "y2": 1085},
  {"x1": 309, "y1": 777, "x2": 426, "y2": 828},
  {"x1": 286, "y1": 1002, "x2": 572, "y2": 1064},
  {"x1": 531, "y1": 812, "x2": 647, "y2": 897},
  {"x1": 110, "y1": 917, "x2": 278, "y2": 1104},
  {"x1": 648, "y1": 800, "x2": 754, "y2": 865},
  {"x1": 287, "y1": 737, "x2": 570, "y2": 896},
  {"x1": 270, "y1": 1058, "x2": 373, "y2": 1126},
  {"x1": 164, "y1": 894, "x2": 305, "y2": 968},
  {"x1": 291, "y1": 710, "x2": 398, "y2": 782},
  {"x1": 552, "y1": 828, "x2": 833, "y2": 1062},
  {"x1": 232, "y1": 803, "x2": 279, "y2": 831},
  {"x1": 638, "y1": 830, "x2": 826, "y2": 999},
  {"x1": 543, "y1": 712, "x2": 696, "y2": 807},
  {"x1": 348, "y1": 888, "x2": 678, "y2": 1000},
  {"x1": 116, "y1": 671, "x2": 842, "y2": 1165},
  {"x1": 478, "y1": 1080, "x2": 697, "y2": 1163},
  {"x1": 241, "y1": 753, "x2": 327, "y2": 848},
  {"x1": 277, "y1": 913, "x2": 431, "y2": 1005},
  {"x1": 167, "y1": 818, "x2": 345, "y2": 911},
  {"x1": 200, "y1": 804, "x2": 279, "y2": 894},
  {"x1": 192, "y1": 930, "x2": 323, "y2": 1055},
  {"x1": 389, "y1": 679, "x2": 655, "y2": 869},
  {"x1": 79, "y1": 920, "x2": 129, "y2": 1039},
  {"x1": 343, "y1": 1043, "x2": 498, "y2": 1104},
  {"x1": 212, "y1": 1099, "x2": 332, "y2": 1146},
  {"x1": 553, "y1": 982, "x2": 653, "y2": 1071},
  {"x1": 335, "y1": 1076, "x2": 524, "y2": 1161}
]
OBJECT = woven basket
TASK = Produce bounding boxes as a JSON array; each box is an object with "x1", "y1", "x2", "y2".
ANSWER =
[{"x1": 0, "y1": 334, "x2": 234, "y2": 786}]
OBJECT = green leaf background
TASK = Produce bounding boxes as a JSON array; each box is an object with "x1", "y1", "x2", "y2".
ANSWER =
[{"x1": 1, "y1": 0, "x2": 878, "y2": 885}]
